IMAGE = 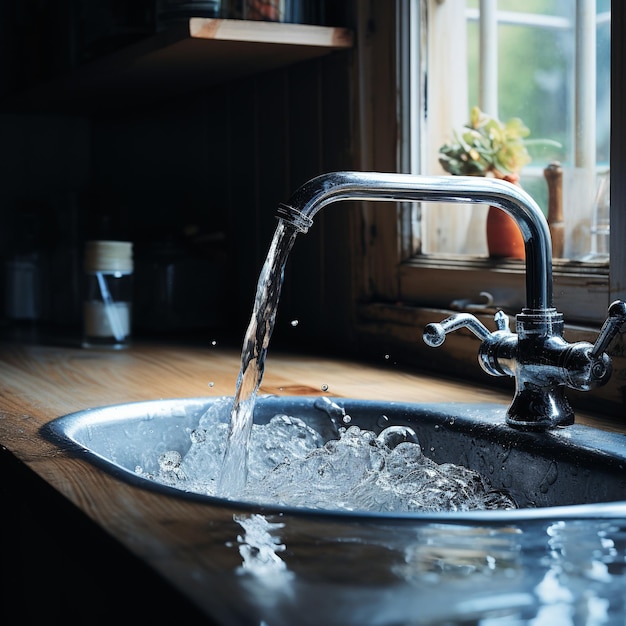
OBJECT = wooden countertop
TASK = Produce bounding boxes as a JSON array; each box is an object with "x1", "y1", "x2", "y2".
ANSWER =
[{"x1": 0, "y1": 340, "x2": 620, "y2": 624}]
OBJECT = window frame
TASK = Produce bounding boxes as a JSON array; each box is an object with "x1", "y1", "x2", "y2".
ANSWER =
[{"x1": 392, "y1": 0, "x2": 622, "y2": 326}]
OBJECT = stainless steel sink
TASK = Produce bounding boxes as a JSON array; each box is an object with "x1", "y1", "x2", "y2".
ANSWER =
[{"x1": 43, "y1": 395, "x2": 626, "y2": 522}]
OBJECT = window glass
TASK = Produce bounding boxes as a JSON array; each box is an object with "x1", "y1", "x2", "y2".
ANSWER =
[{"x1": 424, "y1": 1, "x2": 610, "y2": 262}]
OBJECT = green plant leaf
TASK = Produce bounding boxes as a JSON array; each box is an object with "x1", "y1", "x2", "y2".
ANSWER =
[{"x1": 438, "y1": 106, "x2": 561, "y2": 177}]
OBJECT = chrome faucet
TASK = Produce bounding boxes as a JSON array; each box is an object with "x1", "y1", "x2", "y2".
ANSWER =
[{"x1": 277, "y1": 171, "x2": 626, "y2": 430}]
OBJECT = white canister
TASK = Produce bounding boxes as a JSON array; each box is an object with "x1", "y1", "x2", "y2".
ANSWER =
[{"x1": 82, "y1": 240, "x2": 133, "y2": 350}]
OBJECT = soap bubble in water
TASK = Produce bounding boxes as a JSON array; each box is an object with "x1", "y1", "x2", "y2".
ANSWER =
[{"x1": 377, "y1": 425, "x2": 420, "y2": 449}]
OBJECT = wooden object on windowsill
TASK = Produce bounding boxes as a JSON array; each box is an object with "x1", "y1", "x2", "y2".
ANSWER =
[{"x1": 544, "y1": 161, "x2": 564, "y2": 258}]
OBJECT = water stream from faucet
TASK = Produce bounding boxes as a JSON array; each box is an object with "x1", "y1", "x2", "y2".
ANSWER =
[{"x1": 217, "y1": 220, "x2": 299, "y2": 497}]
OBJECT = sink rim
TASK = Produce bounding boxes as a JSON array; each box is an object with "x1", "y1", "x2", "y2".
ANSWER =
[{"x1": 42, "y1": 395, "x2": 626, "y2": 524}]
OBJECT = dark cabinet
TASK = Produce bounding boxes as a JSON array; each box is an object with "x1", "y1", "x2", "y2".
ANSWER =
[{"x1": 0, "y1": 5, "x2": 355, "y2": 343}]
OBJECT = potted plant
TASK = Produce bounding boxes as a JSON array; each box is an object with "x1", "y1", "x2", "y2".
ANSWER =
[{"x1": 438, "y1": 106, "x2": 561, "y2": 259}]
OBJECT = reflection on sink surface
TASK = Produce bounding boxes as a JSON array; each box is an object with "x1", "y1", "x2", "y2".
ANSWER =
[{"x1": 44, "y1": 395, "x2": 626, "y2": 522}]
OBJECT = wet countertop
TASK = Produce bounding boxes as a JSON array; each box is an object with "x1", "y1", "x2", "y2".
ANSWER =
[{"x1": 0, "y1": 340, "x2": 621, "y2": 624}]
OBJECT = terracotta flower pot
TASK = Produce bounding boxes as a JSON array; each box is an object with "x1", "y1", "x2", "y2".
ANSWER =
[{"x1": 486, "y1": 173, "x2": 525, "y2": 260}]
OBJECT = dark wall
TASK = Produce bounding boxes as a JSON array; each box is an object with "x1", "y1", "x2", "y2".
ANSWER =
[
  {"x1": 88, "y1": 53, "x2": 356, "y2": 344},
  {"x1": 0, "y1": 1, "x2": 357, "y2": 350}
]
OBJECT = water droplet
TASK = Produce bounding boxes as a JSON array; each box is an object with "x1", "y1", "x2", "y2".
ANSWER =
[
  {"x1": 321, "y1": 384, "x2": 329, "y2": 391},
  {"x1": 208, "y1": 381, "x2": 215, "y2": 387},
  {"x1": 384, "y1": 354, "x2": 390, "y2": 360},
  {"x1": 290, "y1": 319, "x2": 299, "y2": 327},
  {"x1": 211, "y1": 340, "x2": 217, "y2": 346},
  {"x1": 343, "y1": 414, "x2": 352, "y2": 424}
]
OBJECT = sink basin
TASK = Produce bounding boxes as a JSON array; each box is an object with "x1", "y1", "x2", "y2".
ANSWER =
[{"x1": 43, "y1": 395, "x2": 626, "y2": 522}]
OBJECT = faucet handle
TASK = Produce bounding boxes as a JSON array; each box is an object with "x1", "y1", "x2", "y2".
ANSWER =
[
  {"x1": 424, "y1": 310, "x2": 516, "y2": 379},
  {"x1": 423, "y1": 312, "x2": 492, "y2": 347},
  {"x1": 589, "y1": 300, "x2": 626, "y2": 359}
]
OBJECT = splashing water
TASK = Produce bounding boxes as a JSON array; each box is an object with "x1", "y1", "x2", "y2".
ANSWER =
[{"x1": 143, "y1": 396, "x2": 516, "y2": 513}]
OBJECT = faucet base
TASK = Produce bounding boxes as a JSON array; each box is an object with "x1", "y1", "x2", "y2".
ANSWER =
[{"x1": 505, "y1": 385, "x2": 575, "y2": 430}]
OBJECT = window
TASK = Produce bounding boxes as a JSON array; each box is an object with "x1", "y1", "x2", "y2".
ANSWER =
[{"x1": 396, "y1": 0, "x2": 615, "y2": 325}]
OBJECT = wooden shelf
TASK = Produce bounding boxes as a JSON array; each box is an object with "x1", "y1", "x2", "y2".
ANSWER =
[
  {"x1": 189, "y1": 17, "x2": 353, "y2": 47},
  {"x1": 0, "y1": 19, "x2": 353, "y2": 114}
]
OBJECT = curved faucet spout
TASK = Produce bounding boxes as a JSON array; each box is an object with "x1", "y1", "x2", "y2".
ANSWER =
[{"x1": 277, "y1": 171, "x2": 553, "y2": 310}]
